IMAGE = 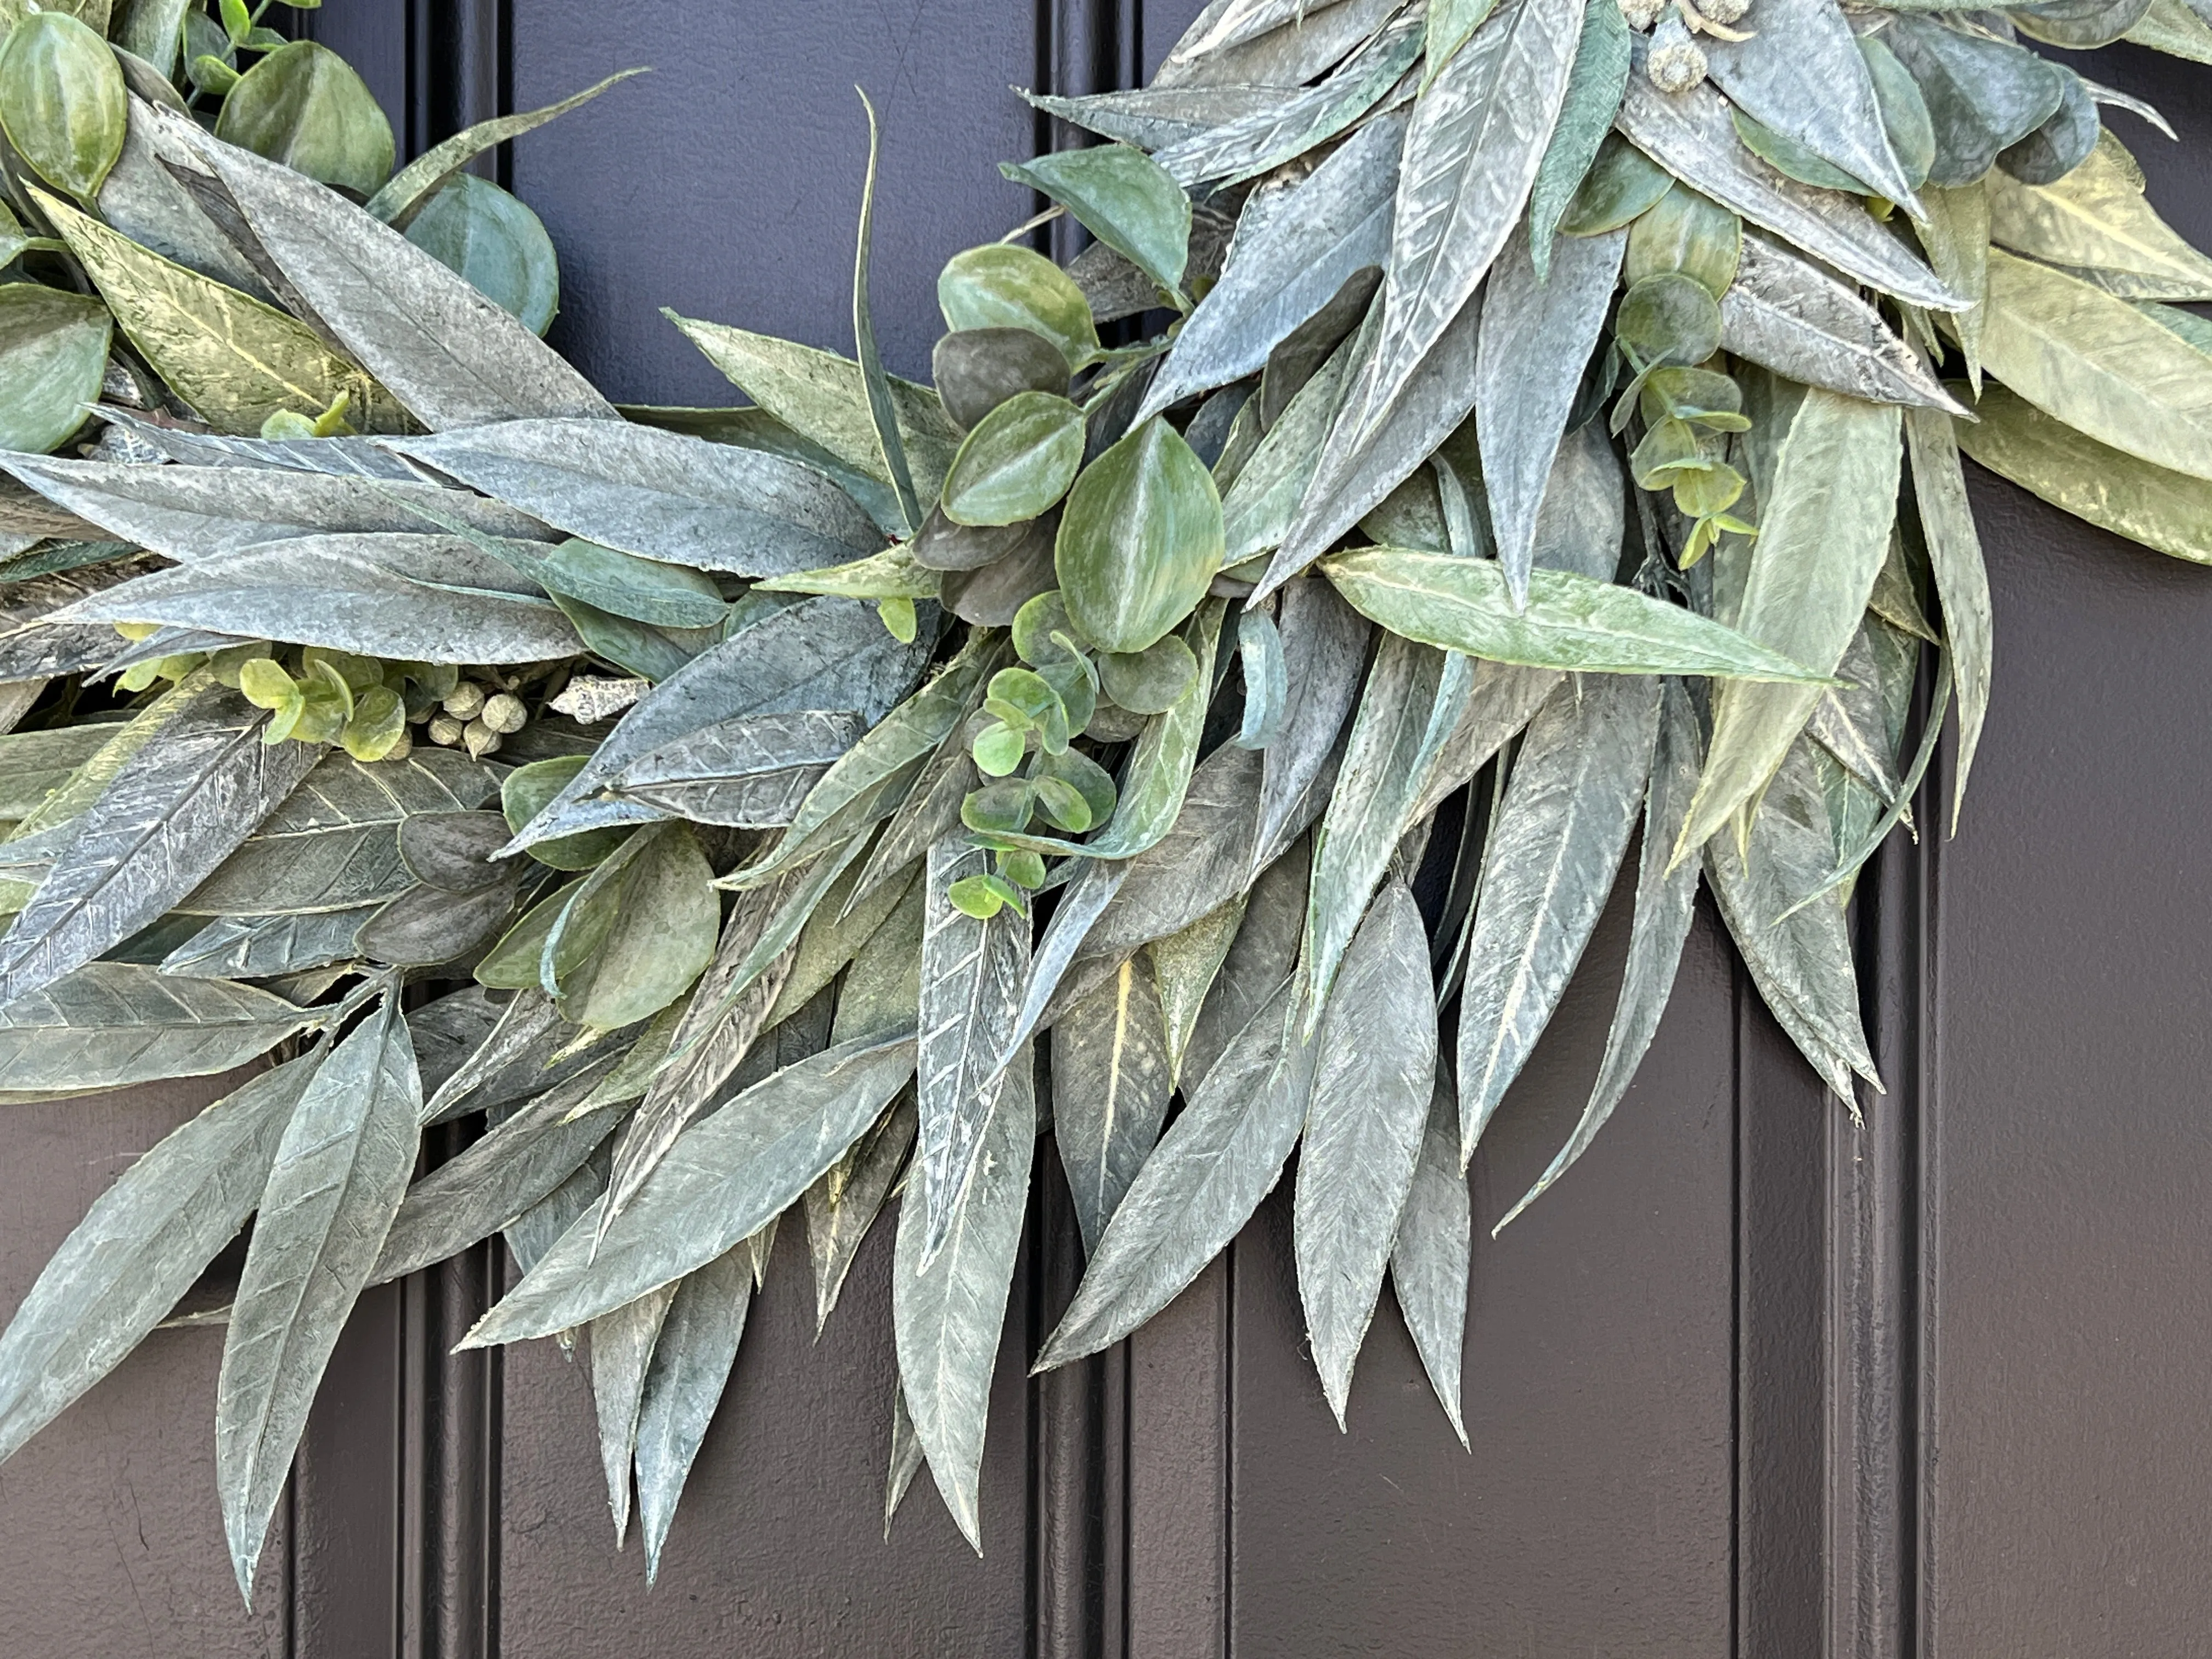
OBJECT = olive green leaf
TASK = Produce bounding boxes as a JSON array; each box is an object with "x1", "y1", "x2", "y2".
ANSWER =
[
  {"x1": 1054, "y1": 957, "x2": 1173, "y2": 1255},
  {"x1": 935, "y1": 244, "x2": 1100, "y2": 373},
  {"x1": 1903, "y1": 408, "x2": 1993, "y2": 829},
  {"x1": 368, "y1": 68, "x2": 645, "y2": 227},
  {"x1": 1720, "y1": 235, "x2": 1963, "y2": 413},
  {"x1": 1219, "y1": 314, "x2": 1367, "y2": 566},
  {"x1": 1883, "y1": 15, "x2": 2065, "y2": 188},
  {"x1": 1005, "y1": 142, "x2": 1192, "y2": 304},
  {"x1": 804, "y1": 1093, "x2": 914, "y2": 1331},
  {"x1": 670, "y1": 312, "x2": 962, "y2": 501},
  {"x1": 1558, "y1": 132, "x2": 1672, "y2": 238},
  {"x1": 1979, "y1": 249, "x2": 2212, "y2": 482},
  {"x1": 0, "y1": 284, "x2": 109, "y2": 455},
  {"x1": 214, "y1": 40, "x2": 392, "y2": 196},
  {"x1": 1427, "y1": 0, "x2": 1499, "y2": 83},
  {"x1": 0, "y1": 682, "x2": 320, "y2": 1008},
  {"x1": 941, "y1": 391, "x2": 1085, "y2": 527},
  {"x1": 403, "y1": 175, "x2": 560, "y2": 335},
  {"x1": 1912, "y1": 179, "x2": 1996, "y2": 383},
  {"x1": 932, "y1": 326, "x2": 1072, "y2": 434},
  {"x1": 217, "y1": 991, "x2": 420, "y2": 1602},
  {"x1": 1673, "y1": 391, "x2": 1901, "y2": 862},
  {"x1": 1361, "y1": 0, "x2": 1581, "y2": 442},
  {"x1": 460, "y1": 1031, "x2": 919, "y2": 1345},
  {"x1": 0, "y1": 10, "x2": 126, "y2": 199},
  {"x1": 114, "y1": 0, "x2": 192, "y2": 80},
  {"x1": 1056, "y1": 417, "x2": 1223, "y2": 653},
  {"x1": 0, "y1": 722, "x2": 112, "y2": 820},
  {"x1": 547, "y1": 821, "x2": 718, "y2": 1034},
  {"x1": 1498, "y1": 676, "x2": 1701, "y2": 1229},
  {"x1": 1526, "y1": 0, "x2": 1630, "y2": 278},
  {"x1": 1700, "y1": 0, "x2": 1922, "y2": 211},
  {"x1": 1151, "y1": 8, "x2": 1424, "y2": 193},
  {"x1": 1986, "y1": 134, "x2": 2212, "y2": 298},
  {"x1": 186, "y1": 748, "x2": 500, "y2": 918},
  {"x1": 1615, "y1": 74, "x2": 1963, "y2": 311},
  {"x1": 1457, "y1": 673, "x2": 1660, "y2": 1158},
  {"x1": 1146, "y1": 896, "x2": 1246, "y2": 1088},
  {"x1": 1233, "y1": 602, "x2": 1288, "y2": 748},
  {"x1": 588, "y1": 1282, "x2": 676, "y2": 1545},
  {"x1": 1319, "y1": 548, "x2": 1828, "y2": 681},
  {"x1": 913, "y1": 840, "x2": 1029, "y2": 1263},
  {"x1": 534, "y1": 537, "x2": 725, "y2": 628},
  {"x1": 1956, "y1": 377, "x2": 2212, "y2": 564},
  {"x1": 0, "y1": 960, "x2": 313, "y2": 1094},
  {"x1": 1296, "y1": 876, "x2": 1435, "y2": 1425},
  {"x1": 1137, "y1": 109, "x2": 1402, "y2": 421},
  {"x1": 1388, "y1": 1071, "x2": 1469, "y2": 1443},
  {"x1": 1476, "y1": 221, "x2": 1624, "y2": 608},
  {"x1": 36, "y1": 189, "x2": 403, "y2": 435},
  {"x1": 1623, "y1": 185, "x2": 1741, "y2": 299},
  {"x1": 1035, "y1": 978, "x2": 1317, "y2": 1368},
  {"x1": 95, "y1": 97, "x2": 279, "y2": 300},
  {"x1": 1705, "y1": 738, "x2": 1880, "y2": 1102},
  {"x1": 893, "y1": 1043, "x2": 1032, "y2": 1551},
  {"x1": 177, "y1": 122, "x2": 616, "y2": 429},
  {"x1": 0, "y1": 1051, "x2": 313, "y2": 1464},
  {"x1": 634, "y1": 1243, "x2": 753, "y2": 1582}
]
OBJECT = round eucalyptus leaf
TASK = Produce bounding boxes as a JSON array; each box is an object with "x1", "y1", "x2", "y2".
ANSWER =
[
  {"x1": 1011, "y1": 589, "x2": 1090, "y2": 663},
  {"x1": 1557, "y1": 133, "x2": 1673, "y2": 238},
  {"x1": 1624, "y1": 183, "x2": 1741, "y2": 299},
  {"x1": 1096, "y1": 631, "x2": 1197, "y2": 715},
  {"x1": 2011, "y1": 0, "x2": 2154, "y2": 49},
  {"x1": 1860, "y1": 36, "x2": 1933, "y2": 194},
  {"x1": 1031, "y1": 746, "x2": 1116, "y2": 825},
  {"x1": 962, "y1": 777, "x2": 1034, "y2": 833},
  {"x1": 397, "y1": 811, "x2": 517, "y2": 893},
  {"x1": 215, "y1": 40, "x2": 394, "y2": 198},
  {"x1": 357, "y1": 877, "x2": 517, "y2": 968},
  {"x1": 1615, "y1": 273, "x2": 1723, "y2": 370},
  {"x1": 938, "y1": 244, "x2": 1099, "y2": 371},
  {"x1": 1730, "y1": 108, "x2": 1867, "y2": 195},
  {"x1": 501, "y1": 754, "x2": 632, "y2": 871},
  {"x1": 403, "y1": 173, "x2": 561, "y2": 335},
  {"x1": 539, "y1": 537, "x2": 726, "y2": 629},
  {"x1": 912, "y1": 503, "x2": 1034, "y2": 572},
  {"x1": 1995, "y1": 67, "x2": 2098, "y2": 187},
  {"x1": 941, "y1": 390, "x2": 1085, "y2": 527},
  {"x1": 1055, "y1": 417, "x2": 1223, "y2": 655},
  {"x1": 0, "y1": 12, "x2": 128, "y2": 200},
  {"x1": 933, "y1": 325, "x2": 1073, "y2": 431},
  {"x1": 940, "y1": 510, "x2": 1058, "y2": 624},
  {"x1": 0, "y1": 282, "x2": 111, "y2": 454}
]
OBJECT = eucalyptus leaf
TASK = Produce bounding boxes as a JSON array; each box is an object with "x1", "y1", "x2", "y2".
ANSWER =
[
  {"x1": 1296, "y1": 876, "x2": 1434, "y2": 1424},
  {"x1": 893, "y1": 1043, "x2": 1032, "y2": 1551},
  {"x1": 0, "y1": 285, "x2": 109, "y2": 456},
  {"x1": 401, "y1": 172, "x2": 561, "y2": 333},
  {"x1": 1002, "y1": 144, "x2": 1192, "y2": 298},
  {"x1": 1884, "y1": 15, "x2": 2067, "y2": 189},
  {"x1": 1720, "y1": 235, "x2": 1964, "y2": 413},
  {"x1": 1387, "y1": 1073, "x2": 1469, "y2": 1444},
  {"x1": 216, "y1": 992, "x2": 420, "y2": 1601},
  {"x1": 213, "y1": 40, "x2": 392, "y2": 198},
  {"x1": 1453, "y1": 672, "x2": 1657, "y2": 1160},
  {"x1": 941, "y1": 392, "x2": 1085, "y2": 527}
]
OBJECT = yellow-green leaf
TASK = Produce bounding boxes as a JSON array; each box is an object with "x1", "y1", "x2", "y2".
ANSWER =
[
  {"x1": 1986, "y1": 132, "x2": 2212, "y2": 298},
  {"x1": 0, "y1": 10, "x2": 126, "y2": 200},
  {"x1": 214, "y1": 40, "x2": 394, "y2": 198},
  {"x1": 0, "y1": 283, "x2": 110, "y2": 454}
]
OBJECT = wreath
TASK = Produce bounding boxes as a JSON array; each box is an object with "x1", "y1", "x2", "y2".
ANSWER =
[{"x1": 0, "y1": 0, "x2": 2206, "y2": 1599}]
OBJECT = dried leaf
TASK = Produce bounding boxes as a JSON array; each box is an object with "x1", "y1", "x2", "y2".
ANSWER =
[
  {"x1": 217, "y1": 992, "x2": 421, "y2": 1600},
  {"x1": 1054, "y1": 958, "x2": 1174, "y2": 1254},
  {"x1": 1296, "y1": 877, "x2": 1435, "y2": 1424},
  {"x1": 1720, "y1": 235, "x2": 1964, "y2": 413},
  {"x1": 0, "y1": 1052, "x2": 313, "y2": 1462},
  {"x1": 1387, "y1": 1073, "x2": 1468, "y2": 1444},
  {"x1": 893, "y1": 1045, "x2": 1032, "y2": 1551}
]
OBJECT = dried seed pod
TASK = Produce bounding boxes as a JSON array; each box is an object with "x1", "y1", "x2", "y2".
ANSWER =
[
  {"x1": 1647, "y1": 14, "x2": 1708, "y2": 93},
  {"x1": 442, "y1": 680, "x2": 489, "y2": 720},
  {"x1": 479, "y1": 691, "x2": 528, "y2": 734},
  {"x1": 1701, "y1": 0, "x2": 1748, "y2": 22},
  {"x1": 462, "y1": 718, "x2": 503, "y2": 759},
  {"x1": 1620, "y1": 0, "x2": 1667, "y2": 30},
  {"x1": 380, "y1": 729, "x2": 415, "y2": 763},
  {"x1": 427, "y1": 712, "x2": 466, "y2": 747}
]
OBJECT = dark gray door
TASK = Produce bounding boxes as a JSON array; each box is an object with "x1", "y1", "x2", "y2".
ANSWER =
[{"x1": 3, "y1": 5, "x2": 2209, "y2": 1656}]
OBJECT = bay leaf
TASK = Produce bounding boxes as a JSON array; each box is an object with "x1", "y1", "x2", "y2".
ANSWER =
[
  {"x1": 1476, "y1": 222, "x2": 1625, "y2": 607},
  {"x1": 893, "y1": 1044, "x2": 1032, "y2": 1551},
  {"x1": 88, "y1": 403, "x2": 420, "y2": 479},
  {"x1": 1456, "y1": 672, "x2": 1659, "y2": 1156},
  {"x1": 1674, "y1": 390, "x2": 1901, "y2": 861},
  {"x1": 1387, "y1": 1073, "x2": 1469, "y2": 1444},
  {"x1": 1023, "y1": 83, "x2": 1290, "y2": 151},
  {"x1": 633, "y1": 1243, "x2": 753, "y2": 1582},
  {"x1": 1296, "y1": 876, "x2": 1435, "y2": 1424},
  {"x1": 216, "y1": 992, "x2": 420, "y2": 1600},
  {"x1": 1054, "y1": 957, "x2": 1174, "y2": 1255},
  {"x1": 1720, "y1": 235, "x2": 1964, "y2": 413},
  {"x1": 96, "y1": 96, "x2": 276, "y2": 302},
  {"x1": 1218, "y1": 309, "x2": 1369, "y2": 567}
]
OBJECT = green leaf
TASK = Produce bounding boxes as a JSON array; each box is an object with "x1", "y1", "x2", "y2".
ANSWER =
[
  {"x1": 503, "y1": 756, "x2": 632, "y2": 871},
  {"x1": 670, "y1": 311, "x2": 962, "y2": 502},
  {"x1": 1319, "y1": 547, "x2": 1828, "y2": 681},
  {"x1": 460, "y1": 1031, "x2": 918, "y2": 1345},
  {"x1": 941, "y1": 391, "x2": 1085, "y2": 527},
  {"x1": 367, "y1": 68, "x2": 645, "y2": 227},
  {"x1": 935, "y1": 244, "x2": 1100, "y2": 373},
  {"x1": 1497, "y1": 676, "x2": 1701, "y2": 1230},
  {"x1": 1986, "y1": 132, "x2": 2212, "y2": 297},
  {"x1": 1978, "y1": 249, "x2": 2212, "y2": 484},
  {"x1": 1456, "y1": 673, "x2": 1660, "y2": 1156},
  {"x1": 551, "y1": 821, "x2": 719, "y2": 1033},
  {"x1": 213, "y1": 39, "x2": 392, "y2": 196},
  {"x1": 538, "y1": 538, "x2": 726, "y2": 628},
  {"x1": 1556, "y1": 132, "x2": 1672, "y2": 238},
  {"x1": 36, "y1": 188, "x2": 404, "y2": 435},
  {"x1": 608, "y1": 709, "x2": 866, "y2": 827},
  {"x1": 0, "y1": 1051, "x2": 313, "y2": 1462},
  {"x1": 1145, "y1": 895, "x2": 1245, "y2": 1088},
  {"x1": 1296, "y1": 876, "x2": 1435, "y2": 1424},
  {"x1": 0, "y1": 12, "x2": 126, "y2": 199},
  {"x1": 402, "y1": 174, "x2": 560, "y2": 335},
  {"x1": 1954, "y1": 376, "x2": 2212, "y2": 566},
  {"x1": 893, "y1": 1043, "x2": 1032, "y2": 1551},
  {"x1": 1903, "y1": 408, "x2": 1992, "y2": 830},
  {"x1": 1721, "y1": 234, "x2": 1963, "y2": 413},
  {"x1": 1035, "y1": 978, "x2": 1316, "y2": 1368},
  {"x1": 633, "y1": 1243, "x2": 753, "y2": 1581},
  {"x1": 1001, "y1": 144, "x2": 1192, "y2": 301},
  {"x1": 217, "y1": 993, "x2": 421, "y2": 1601},
  {"x1": 0, "y1": 961, "x2": 312, "y2": 1093},
  {"x1": 587, "y1": 1282, "x2": 676, "y2": 1546},
  {"x1": 1053, "y1": 957, "x2": 1172, "y2": 1255},
  {"x1": 1884, "y1": 14, "x2": 2064, "y2": 188},
  {"x1": 0, "y1": 283, "x2": 109, "y2": 455},
  {"x1": 1218, "y1": 315, "x2": 1366, "y2": 565},
  {"x1": 0, "y1": 717, "x2": 109, "y2": 823},
  {"x1": 2125, "y1": 0, "x2": 2212, "y2": 60},
  {"x1": 1526, "y1": 0, "x2": 1631, "y2": 278},
  {"x1": 849, "y1": 89, "x2": 923, "y2": 534},
  {"x1": 1387, "y1": 1073, "x2": 1469, "y2": 1444},
  {"x1": 803, "y1": 1093, "x2": 914, "y2": 1332},
  {"x1": 1056, "y1": 417, "x2": 1222, "y2": 654}
]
